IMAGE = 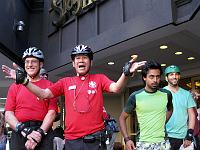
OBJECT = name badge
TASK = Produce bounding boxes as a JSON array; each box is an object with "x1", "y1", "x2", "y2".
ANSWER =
[{"x1": 68, "y1": 85, "x2": 76, "y2": 90}]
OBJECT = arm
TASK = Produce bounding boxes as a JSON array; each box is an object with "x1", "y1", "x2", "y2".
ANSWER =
[
  {"x1": 166, "y1": 91, "x2": 173, "y2": 123},
  {"x1": 109, "y1": 73, "x2": 128, "y2": 93},
  {"x1": 5, "y1": 111, "x2": 20, "y2": 131},
  {"x1": 166, "y1": 109, "x2": 173, "y2": 123},
  {"x1": 5, "y1": 111, "x2": 30, "y2": 139},
  {"x1": 40, "y1": 109, "x2": 56, "y2": 133},
  {"x1": 26, "y1": 82, "x2": 54, "y2": 99},
  {"x1": 188, "y1": 107, "x2": 196, "y2": 130},
  {"x1": 25, "y1": 110, "x2": 56, "y2": 149},
  {"x1": 2, "y1": 64, "x2": 53, "y2": 99},
  {"x1": 119, "y1": 111, "x2": 135, "y2": 150},
  {"x1": 183, "y1": 107, "x2": 196, "y2": 148},
  {"x1": 109, "y1": 60, "x2": 146, "y2": 93},
  {"x1": 27, "y1": 110, "x2": 56, "y2": 142}
]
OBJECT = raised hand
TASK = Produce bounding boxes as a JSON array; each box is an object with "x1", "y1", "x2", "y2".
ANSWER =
[
  {"x1": 123, "y1": 55, "x2": 146, "y2": 76},
  {"x1": 129, "y1": 54, "x2": 146, "y2": 73},
  {"x1": 2, "y1": 63, "x2": 18, "y2": 80},
  {"x1": 129, "y1": 60, "x2": 146, "y2": 73}
]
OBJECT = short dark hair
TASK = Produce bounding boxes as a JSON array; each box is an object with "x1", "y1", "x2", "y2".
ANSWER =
[{"x1": 141, "y1": 61, "x2": 163, "y2": 78}]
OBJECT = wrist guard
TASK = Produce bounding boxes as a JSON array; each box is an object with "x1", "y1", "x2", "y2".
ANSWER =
[
  {"x1": 37, "y1": 128, "x2": 47, "y2": 137},
  {"x1": 22, "y1": 127, "x2": 33, "y2": 138},
  {"x1": 185, "y1": 129, "x2": 194, "y2": 141},
  {"x1": 16, "y1": 122, "x2": 25, "y2": 133},
  {"x1": 16, "y1": 68, "x2": 29, "y2": 86},
  {"x1": 123, "y1": 61, "x2": 133, "y2": 76}
]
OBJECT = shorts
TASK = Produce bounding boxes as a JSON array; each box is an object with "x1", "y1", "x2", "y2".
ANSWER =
[{"x1": 136, "y1": 140, "x2": 171, "y2": 150}]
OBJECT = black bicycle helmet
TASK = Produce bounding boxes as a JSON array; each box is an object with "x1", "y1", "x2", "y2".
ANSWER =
[
  {"x1": 71, "y1": 44, "x2": 93, "y2": 60},
  {"x1": 22, "y1": 47, "x2": 44, "y2": 62}
]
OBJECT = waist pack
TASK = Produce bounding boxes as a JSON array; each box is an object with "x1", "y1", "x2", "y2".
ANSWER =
[{"x1": 83, "y1": 130, "x2": 106, "y2": 143}]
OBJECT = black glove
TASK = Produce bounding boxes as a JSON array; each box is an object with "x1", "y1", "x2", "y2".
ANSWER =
[
  {"x1": 185, "y1": 129, "x2": 194, "y2": 141},
  {"x1": 16, "y1": 68, "x2": 29, "y2": 86},
  {"x1": 123, "y1": 61, "x2": 133, "y2": 76},
  {"x1": 21, "y1": 127, "x2": 33, "y2": 138},
  {"x1": 16, "y1": 122, "x2": 25, "y2": 133}
]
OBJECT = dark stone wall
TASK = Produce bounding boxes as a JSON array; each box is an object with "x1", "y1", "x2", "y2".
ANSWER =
[
  {"x1": 0, "y1": 0, "x2": 199, "y2": 71},
  {"x1": 0, "y1": 0, "x2": 43, "y2": 59},
  {"x1": 43, "y1": 0, "x2": 173, "y2": 71}
]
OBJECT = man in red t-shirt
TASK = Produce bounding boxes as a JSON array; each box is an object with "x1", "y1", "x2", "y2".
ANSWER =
[
  {"x1": 3, "y1": 47, "x2": 57, "y2": 150},
  {"x1": 2, "y1": 44, "x2": 146, "y2": 150}
]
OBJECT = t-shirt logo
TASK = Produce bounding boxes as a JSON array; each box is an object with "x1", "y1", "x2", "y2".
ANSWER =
[
  {"x1": 89, "y1": 81, "x2": 96, "y2": 88},
  {"x1": 88, "y1": 81, "x2": 97, "y2": 95}
]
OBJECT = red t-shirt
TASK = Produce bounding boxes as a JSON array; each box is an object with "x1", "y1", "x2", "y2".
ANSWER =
[
  {"x1": 48, "y1": 74, "x2": 114, "y2": 139},
  {"x1": 5, "y1": 79, "x2": 58, "y2": 122}
]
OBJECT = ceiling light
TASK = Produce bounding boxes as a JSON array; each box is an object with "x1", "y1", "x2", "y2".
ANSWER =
[
  {"x1": 175, "y1": 51, "x2": 183, "y2": 55},
  {"x1": 107, "y1": 62, "x2": 115, "y2": 65},
  {"x1": 161, "y1": 64, "x2": 166, "y2": 67},
  {"x1": 160, "y1": 45, "x2": 168, "y2": 50},
  {"x1": 187, "y1": 57, "x2": 195, "y2": 60}
]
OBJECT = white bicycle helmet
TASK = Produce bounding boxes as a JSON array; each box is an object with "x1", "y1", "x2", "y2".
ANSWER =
[
  {"x1": 71, "y1": 44, "x2": 93, "y2": 60},
  {"x1": 22, "y1": 47, "x2": 44, "y2": 61}
]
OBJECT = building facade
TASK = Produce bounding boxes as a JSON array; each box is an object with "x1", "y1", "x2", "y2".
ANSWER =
[{"x1": 1, "y1": 0, "x2": 200, "y2": 145}]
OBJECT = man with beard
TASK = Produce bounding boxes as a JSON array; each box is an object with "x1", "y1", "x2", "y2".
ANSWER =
[
  {"x1": 119, "y1": 61, "x2": 173, "y2": 150},
  {"x1": 164, "y1": 65, "x2": 196, "y2": 150},
  {"x1": 2, "y1": 44, "x2": 146, "y2": 150},
  {"x1": 2, "y1": 47, "x2": 58, "y2": 150}
]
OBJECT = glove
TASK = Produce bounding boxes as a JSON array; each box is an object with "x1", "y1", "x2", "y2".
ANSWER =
[
  {"x1": 185, "y1": 129, "x2": 194, "y2": 141},
  {"x1": 21, "y1": 127, "x2": 33, "y2": 138},
  {"x1": 16, "y1": 68, "x2": 29, "y2": 86},
  {"x1": 123, "y1": 61, "x2": 133, "y2": 76}
]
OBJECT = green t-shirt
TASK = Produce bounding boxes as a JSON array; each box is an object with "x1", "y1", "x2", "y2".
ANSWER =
[
  {"x1": 124, "y1": 88, "x2": 172, "y2": 143},
  {"x1": 164, "y1": 87, "x2": 196, "y2": 139}
]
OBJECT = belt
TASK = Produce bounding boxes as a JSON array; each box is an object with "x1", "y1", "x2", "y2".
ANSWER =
[
  {"x1": 22, "y1": 121, "x2": 43, "y2": 127},
  {"x1": 90, "y1": 130, "x2": 105, "y2": 138},
  {"x1": 83, "y1": 130, "x2": 106, "y2": 141}
]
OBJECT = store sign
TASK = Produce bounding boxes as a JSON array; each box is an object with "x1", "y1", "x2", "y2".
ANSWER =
[{"x1": 51, "y1": 0, "x2": 107, "y2": 27}]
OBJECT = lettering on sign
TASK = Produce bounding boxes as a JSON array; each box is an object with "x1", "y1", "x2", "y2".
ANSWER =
[{"x1": 51, "y1": 0, "x2": 107, "y2": 27}]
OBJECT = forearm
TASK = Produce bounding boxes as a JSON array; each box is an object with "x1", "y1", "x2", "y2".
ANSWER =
[
  {"x1": 110, "y1": 73, "x2": 128, "y2": 93},
  {"x1": 5, "y1": 111, "x2": 19, "y2": 130},
  {"x1": 188, "y1": 108, "x2": 196, "y2": 129},
  {"x1": 40, "y1": 110, "x2": 56, "y2": 132},
  {"x1": 110, "y1": 60, "x2": 146, "y2": 93},
  {"x1": 119, "y1": 112, "x2": 130, "y2": 138},
  {"x1": 166, "y1": 109, "x2": 173, "y2": 123},
  {"x1": 26, "y1": 82, "x2": 53, "y2": 99}
]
